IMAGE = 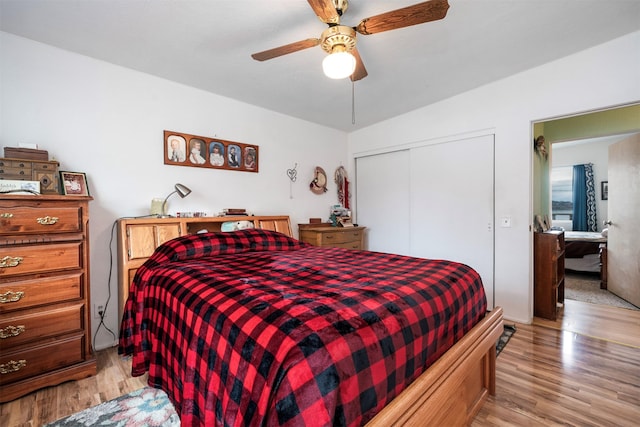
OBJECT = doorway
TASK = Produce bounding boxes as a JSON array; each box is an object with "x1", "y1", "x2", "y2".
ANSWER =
[{"x1": 532, "y1": 103, "x2": 640, "y2": 312}]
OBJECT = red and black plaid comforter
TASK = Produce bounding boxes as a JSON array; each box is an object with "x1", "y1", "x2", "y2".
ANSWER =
[{"x1": 119, "y1": 229, "x2": 487, "y2": 427}]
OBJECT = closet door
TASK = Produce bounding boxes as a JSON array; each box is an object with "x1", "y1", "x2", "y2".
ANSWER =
[
  {"x1": 410, "y1": 134, "x2": 494, "y2": 306},
  {"x1": 355, "y1": 150, "x2": 411, "y2": 255},
  {"x1": 356, "y1": 134, "x2": 495, "y2": 307}
]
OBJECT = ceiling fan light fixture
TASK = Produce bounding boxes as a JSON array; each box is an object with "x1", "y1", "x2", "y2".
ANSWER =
[{"x1": 322, "y1": 45, "x2": 356, "y2": 79}]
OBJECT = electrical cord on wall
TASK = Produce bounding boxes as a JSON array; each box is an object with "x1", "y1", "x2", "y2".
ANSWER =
[
  {"x1": 92, "y1": 214, "x2": 160, "y2": 352},
  {"x1": 92, "y1": 220, "x2": 118, "y2": 351}
]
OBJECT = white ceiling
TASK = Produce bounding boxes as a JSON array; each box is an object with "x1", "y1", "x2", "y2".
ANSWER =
[{"x1": 1, "y1": 0, "x2": 639, "y2": 132}]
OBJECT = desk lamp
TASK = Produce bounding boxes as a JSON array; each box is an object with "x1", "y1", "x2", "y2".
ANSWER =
[{"x1": 160, "y1": 183, "x2": 191, "y2": 217}]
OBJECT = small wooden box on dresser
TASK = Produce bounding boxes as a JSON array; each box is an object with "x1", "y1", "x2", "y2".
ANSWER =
[
  {"x1": 0, "y1": 157, "x2": 60, "y2": 194},
  {"x1": 534, "y1": 230, "x2": 565, "y2": 320},
  {"x1": 298, "y1": 223, "x2": 366, "y2": 250},
  {"x1": 0, "y1": 195, "x2": 96, "y2": 402}
]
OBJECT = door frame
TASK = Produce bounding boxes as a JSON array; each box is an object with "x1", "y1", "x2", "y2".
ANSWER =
[{"x1": 530, "y1": 102, "x2": 640, "y2": 313}]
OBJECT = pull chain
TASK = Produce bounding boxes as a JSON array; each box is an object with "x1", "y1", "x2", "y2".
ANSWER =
[{"x1": 351, "y1": 80, "x2": 356, "y2": 125}]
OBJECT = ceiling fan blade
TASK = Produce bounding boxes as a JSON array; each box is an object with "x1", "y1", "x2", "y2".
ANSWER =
[
  {"x1": 350, "y1": 48, "x2": 368, "y2": 82},
  {"x1": 355, "y1": 0, "x2": 450, "y2": 35},
  {"x1": 251, "y1": 38, "x2": 320, "y2": 61},
  {"x1": 307, "y1": 0, "x2": 340, "y2": 24}
]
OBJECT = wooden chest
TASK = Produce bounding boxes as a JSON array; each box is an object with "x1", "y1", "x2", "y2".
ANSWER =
[
  {"x1": 0, "y1": 157, "x2": 60, "y2": 194},
  {"x1": 298, "y1": 223, "x2": 366, "y2": 250},
  {"x1": 0, "y1": 195, "x2": 96, "y2": 402}
]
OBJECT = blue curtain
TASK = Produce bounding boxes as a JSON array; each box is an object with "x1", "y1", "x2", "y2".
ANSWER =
[{"x1": 572, "y1": 164, "x2": 597, "y2": 231}]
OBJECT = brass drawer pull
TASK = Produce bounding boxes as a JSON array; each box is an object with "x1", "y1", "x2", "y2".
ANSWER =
[
  {"x1": 324, "y1": 235, "x2": 334, "y2": 239},
  {"x1": 0, "y1": 290, "x2": 25, "y2": 303},
  {"x1": 36, "y1": 216, "x2": 59, "y2": 225},
  {"x1": 0, "y1": 359, "x2": 27, "y2": 374},
  {"x1": 0, "y1": 213, "x2": 13, "y2": 218},
  {"x1": 0, "y1": 256, "x2": 24, "y2": 268},
  {"x1": 0, "y1": 325, "x2": 26, "y2": 339}
]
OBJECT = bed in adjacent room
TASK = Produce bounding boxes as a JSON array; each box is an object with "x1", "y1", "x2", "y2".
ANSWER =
[
  {"x1": 564, "y1": 231, "x2": 608, "y2": 286},
  {"x1": 119, "y1": 226, "x2": 503, "y2": 426}
]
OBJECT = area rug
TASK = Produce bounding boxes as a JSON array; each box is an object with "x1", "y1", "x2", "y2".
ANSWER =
[
  {"x1": 565, "y1": 272, "x2": 639, "y2": 311},
  {"x1": 44, "y1": 386, "x2": 179, "y2": 427},
  {"x1": 47, "y1": 325, "x2": 518, "y2": 426},
  {"x1": 496, "y1": 324, "x2": 516, "y2": 356}
]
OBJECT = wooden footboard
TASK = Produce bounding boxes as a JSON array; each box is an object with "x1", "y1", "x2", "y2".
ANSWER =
[{"x1": 367, "y1": 307, "x2": 504, "y2": 426}]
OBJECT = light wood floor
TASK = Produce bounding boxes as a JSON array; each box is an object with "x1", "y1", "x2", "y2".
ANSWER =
[
  {"x1": 2, "y1": 300, "x2": 639, "y2": 427},
  {"x1": 473, "y1": 300, "x2": 640, "y2": 426}
]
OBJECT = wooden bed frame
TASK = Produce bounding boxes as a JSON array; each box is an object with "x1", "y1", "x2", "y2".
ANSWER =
[
  {"x1": 368, "y1": 307, "x2": 504, "y2": 426},
  {"x1": 117, "y1": 215, "x2": 503, "y2": 426}
]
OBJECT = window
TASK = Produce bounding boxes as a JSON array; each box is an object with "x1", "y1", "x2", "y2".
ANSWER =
[{"x1": 551, "y1": 166, "x2": 573, "y2": 220}]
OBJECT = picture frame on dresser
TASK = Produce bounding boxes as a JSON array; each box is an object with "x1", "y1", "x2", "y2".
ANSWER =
[{"x1": 60, "y1": 171, "x2": 90, "y2": 196}]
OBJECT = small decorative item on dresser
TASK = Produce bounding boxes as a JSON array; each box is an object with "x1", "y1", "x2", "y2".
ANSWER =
[
  {"x1": 60, "y1": 171, "x2": 90, "y2": 196},
  {"x1": 3, "y1": 147, "x2": 49, "y2": 161},
  {"x1": 0, "y1": 157, "x2": 60, "y2": 194}
]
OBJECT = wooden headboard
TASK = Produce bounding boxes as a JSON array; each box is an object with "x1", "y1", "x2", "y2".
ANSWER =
[{"x1": 116, "y1": 215, "x2": 292, "y2": 321}]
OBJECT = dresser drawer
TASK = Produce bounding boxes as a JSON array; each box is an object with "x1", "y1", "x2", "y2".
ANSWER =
[
  {"x1": 0, "y1": 206, "x2": 82, "y2": 234},
  {"x1": 0, "y1": 273, "x2": 82, "y2": 313},
  {"x1": 329, "y1": 241, "x2": 363, "y2": 250},
  {"x1": 0, "y1": 242, "x2": 83, "y2": 278},
  {"x1": 317, "y1": 229, "x2": 363, "y2": 245},
  {"x1": 0, "y1": 159, "x2": 33, "y2": 177},
  {"x1": 0, "y1": 303, "x2": 84, "y2": 348},
  {"x1": 0, "y1": 333, "x2": 85, "y2": 385}
]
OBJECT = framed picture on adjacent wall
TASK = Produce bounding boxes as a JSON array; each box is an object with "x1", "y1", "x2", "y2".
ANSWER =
[
  {"x1": 601, "y1": 181, "x2": 608, "y2": 200},
  {"x1": 60, "y1": 171, "x2": 90, "y2": 196}
]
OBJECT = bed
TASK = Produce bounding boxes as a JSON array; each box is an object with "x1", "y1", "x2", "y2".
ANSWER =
[
  {"x1": 119, "y1": 228, "x2": 503, "y2": 426},
  {"x1": 564, "y1": 231, "x2": 607, "y2": 287}
]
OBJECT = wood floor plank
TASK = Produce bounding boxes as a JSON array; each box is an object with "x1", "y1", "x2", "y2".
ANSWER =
[
  {"x1": 534, "y1": 299, "x2": 640, "y2": 348},
  {"x1": 1, "y1": 301, "x2": 638, "y2": 426},
  {"x1": 473, "y1": 317, "x2": 640, "y2": 427}
]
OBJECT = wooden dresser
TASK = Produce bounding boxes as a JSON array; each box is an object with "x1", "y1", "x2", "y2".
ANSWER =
[
  {"x1": 534, "y1": 230, "x2": 565, "y2": 320},
  {"x1": 117, "y1": 215, "x2": 292, "y2": 322},
  {"x1": 298, "y1": 223, "x2": 366, "y2": 250},
  {"x1": 0, "y1": 195, "x2": 96, "y2": 402}
]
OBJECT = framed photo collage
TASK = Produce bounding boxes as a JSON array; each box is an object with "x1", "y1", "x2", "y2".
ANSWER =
[{"x1": 164, "y1": 130, "x2": 258, "y2": 173}]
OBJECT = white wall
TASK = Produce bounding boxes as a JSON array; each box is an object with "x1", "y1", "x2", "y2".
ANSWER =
[
  {"x1": 0, "y1": 32, "x2": 348, "y2": 350},
  {"x1": 349, "y1": 31, "x2": 640, "y2": 324}
]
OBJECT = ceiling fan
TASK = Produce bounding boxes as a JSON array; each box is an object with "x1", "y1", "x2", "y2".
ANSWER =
[{"x1": 251, "y1": 0, "x2": 450, "y2": 81}]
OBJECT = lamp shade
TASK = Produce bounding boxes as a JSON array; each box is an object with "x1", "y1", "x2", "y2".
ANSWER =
[
  {"x1": 174, "y1": 183, "x2": 191, "y2": 198},
  {"x1": 161, "y1": 183, "x2": 192, "y2": 217},
  {"x1": 322, "y1": 47, "x2": 356, "y2": 79}
]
